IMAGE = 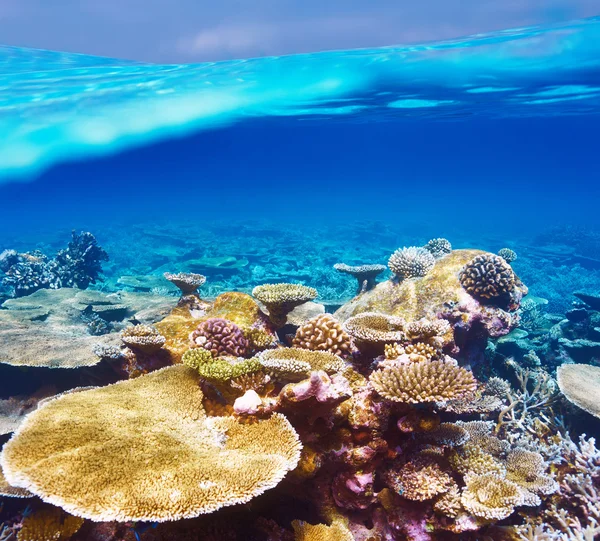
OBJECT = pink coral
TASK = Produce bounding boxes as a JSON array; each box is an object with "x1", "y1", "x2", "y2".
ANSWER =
[{"x1": 189, "y1": 317, "x2": 249, "y2": 357}]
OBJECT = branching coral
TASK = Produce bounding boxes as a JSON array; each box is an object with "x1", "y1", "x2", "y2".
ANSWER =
[
  {"x1": 425, "y1": 238, "x2": 453, "y2": 258},
  {"x1": 252, "y1": 283, "x2": 318, "y2": 327},
  {"x1": 370, "y1": 360, "x2": 477, "y2": 404},
  {"x1": 459, "y1": 254, "x2": 516, "y2": 301},
  {"x1": 0, "y1": 366, "x2": 302, "y2": 522},
  {"x1": 333, "y1": 263, "x2": 386, "y2": 294},
  {"x1": 293, "y1": 314, "x2": 353, "y2": 357},
  {"x1": 164, "y1": 272, "x2": 206, "y2": 295},
  {"x1": 498, "y1": 248, "x2": 518, "y2": 264},
  {"x1": 120, "y1": 324, "x2": 166, "y2": 353},
  {"x1": 388, "y1": 246, "x2": 436, "y2": 281},
  {"x1": 189, "y1": 317, "x2": 249, "y2": 357},
  {"x1": 403, "y1": 342, "x2": 441, "y2": 361}
]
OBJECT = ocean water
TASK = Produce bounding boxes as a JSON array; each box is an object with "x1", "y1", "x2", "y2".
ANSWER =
[{"x1": 1, "y1": 17, "x2": 600, "y2": 541}]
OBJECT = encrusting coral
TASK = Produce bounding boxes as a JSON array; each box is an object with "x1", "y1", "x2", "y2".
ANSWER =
[
  {"x1": 0, "y1": 365, "x2": 302, "y2": 522},
  {"x1": 333, "y1": 263, "x2": 386, "y2": 294},
  {"x1": 189, "y1": 317, "x2": 249, "y2": 357},
  {"x1": 388, "y1": 246, "x2": 436, "y2": 281},
  {"x1": 292, "y1": 314, "x2": 353, "y2": 357},
  {"x1": 459, "y1": 253, "x2": 516, "y2": 301},
  {"x1": 369, "y1": 359, "x2": 477, "y2": 404},
  {"x1": 252, "y1": 283, "x2": 318, "y2": 327}
]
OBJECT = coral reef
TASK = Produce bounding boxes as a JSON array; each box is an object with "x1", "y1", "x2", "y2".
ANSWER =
[
  {"x1": 121, "y1": 324, "x2": 166, "y2": 353},
  {"x1": 557, "y1": 363, "x2": 600, "y2": 419},
  {"x1": 388, "y1": 246, "x2": 436, "y2": 281},
  {"x1": 189, "y1": 318, "x2": 249, "y2": 357},
  {"x1": 163, "y1": 271, "x2": 206, "y2": 296},
  {"x1": 459, "y1": 253, "x2": 516, "y2": 303},
  {"x1": 252, "y1": 283, "x2": 318, "y2": 327},
  {"x1": 293, "y1": 314, "x2": 353, "y2": 357},
  {"x1": 424, "y1": 238, "x2": 452, "y2": 258},
  {"x1": 333, "y1": 263, "x2": 386, "y2": 294},
  {"x1": 498, "y1": 247, "x2": 517, "y2": 263}
]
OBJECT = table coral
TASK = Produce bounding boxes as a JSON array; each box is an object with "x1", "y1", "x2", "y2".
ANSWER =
[
  {"x1": 333, "y1": 263, "x2": 386, "y2": 294},
  {"x1": 384, "y1": 456, "x2": 453, "y2": 501},
  {"x1": 121, "y1": 324, "x2": 166, "y2": 353},
  {"x1": 370, "y1": 360, "x2": 477, "y2": 404},
  {"x1": 252, "y1": 283, "x2": 318, "y2": 327},
  {"x1": 0, "y1": 365, "x2": 302, "y2": 522},
  {"x1": 460, "y1": 472, "x2": 529, "y2": 520},
  {"x1": 291, "y1": 519, "x2": 354, "y2": 541},
  {"x1": 342, "y1": 312, "x2": 406, "y2": 344},
  {"x1": 388, "y1": 246, "x2": 436, "y2": 281},
  {"x1": 557, "y1": 363, "x2": 600, "y2": 419},
  {"x1": 163, "y1": 272, "x2": 206, "y2": 296},
  {"x1": 293, "y1": 314, "x2": 353, "y2": 357},
  {"x1": 259, "y1": 348, "x2": 346, "y2": 378}
]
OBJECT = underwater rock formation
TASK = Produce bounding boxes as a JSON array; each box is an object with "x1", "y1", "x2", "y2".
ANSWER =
[{"x1": 0, "y1": 231, "x2": 108, "y2": 298}]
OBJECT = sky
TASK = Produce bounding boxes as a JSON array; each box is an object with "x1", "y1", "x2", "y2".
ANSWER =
[{"x1": 0, "y1": 0, "x2": 599, "y2": 63}]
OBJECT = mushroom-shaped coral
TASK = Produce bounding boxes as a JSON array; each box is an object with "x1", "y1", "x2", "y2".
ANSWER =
[
  {"x1": 498, "y1": 248, "x2": 517, "y2": 264},
  {"x1": 333, "y1": 263, "x2": 386, "y2": 294},
  {"x1": 0, "y1": 365, "x2": 302, "y2": 522},
  {"x1": 120, "y1": 324, "x2": 166, "y2": 353},
  {"x1": 460, "y1": 473, "x2": 527, "y2": 520},
  {"x1": 189, "y1": 317, "x2": 249, "y2": 358},
  {"x1": 292, "y1": 519, "x2": 354, "y2": 541},
  {"x1": 557, "y1": 363, "x2": 600, "y2": 419},
  {"x1": 459, "y1": 254, "x2": 516, "y2": 301},
  {"x1": 388, "y1": 247, "x2": 435, "y2": 281},
  {"x1": 342, "y1": 312, "x2": 405, "y2": 344},
  {"x1": 259, "y1": 348, "x2": 346, "y2": 380},
  {"x1": 369, "y1": 360, "x2": 477, "y2": 404},
  {"x1": 384, "y1": 456, "x2": 453, "y2": 501},
  {"x1": 292, "y1": 314, "x2": 353, "y2": 357},
  {"x1": 163, "y1": 272, "x2": 206, "y2": 296},
  {"x1": 425, "y1": 238, "x2": 452, "y2": 258},
  {"x1": 252, "y1": 283, "x2": 318, "y2": 327}
]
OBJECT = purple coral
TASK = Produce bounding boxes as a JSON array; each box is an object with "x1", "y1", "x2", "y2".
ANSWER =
[{"x1": 189, "y1": 318, "x2": 249, "y2": 357}]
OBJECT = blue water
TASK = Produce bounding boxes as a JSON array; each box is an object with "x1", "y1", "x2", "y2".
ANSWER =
[{"x1": 1, "y1": 17, "x2": 600, "y2": 306}]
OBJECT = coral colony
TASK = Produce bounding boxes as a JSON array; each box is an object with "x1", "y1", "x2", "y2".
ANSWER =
[{"x1": 0, "y1": 236, "x2": 600, "y2": 541}]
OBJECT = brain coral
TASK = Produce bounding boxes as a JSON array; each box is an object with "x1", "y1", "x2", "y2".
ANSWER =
[
  {"x1": 459, "y1": 254, "x2": 515, "y2": 301},
  {"x1": 0, "y1": 365, "x2": 302, "y2": 522},
  {"x1": 252, "y1": 283, "x2": 318, "y2": 327},
  {"x1": 557, "y1": 363, "x2": 600, "y2": 419},
  {"x1": 293, "y1": 314, "x2": 353, "y2": 357},
  {"x1": 189, "y1": 317, "x2": 249, "y2": 357},
  {"x1": 121, "y1": 324, "x2": 166, "y2": 353},
  {"x1": 388, "y1": 247, "x2": 435, "y2": 281},
  {"x1": 425, "y1": 238, "x2": 453, "y2": 258},
  {"x1": 369, "y1": 360, "x2": 477, "y2": 404},
  {"x1": 460, "y1": 473, "x2": 527, "y2": 520}
]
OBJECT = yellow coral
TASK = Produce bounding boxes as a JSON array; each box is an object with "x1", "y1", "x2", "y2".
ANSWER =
[
  {"x1": 17, "y1": 506, "x2": 83, "y2": 541},
  {"x1": 252, "y1": 284, "x2": 318, "y2": 327},
  {"x1": 182, "y1": 349, "x2": 262, "y2": 384},
  {"x1": 384, "y1": 343, "x2": 403, "y2": 360},
  {"x1": 209, "y1": 292, "x2": 264, "y2": 328},
  {"x1": 404, "y1": 342, "x2": 441, "y2": 361},
  {"x1": 434, "y1": 484, "x2": 462, "y2": 518},
  {"x1": 1, "y1": 365, "x2": 302, "y2": 522},
  {"x1": 460, "y1": 473, "x2": 525, "y2": 520},
  {"x1": 0, "y1": 467, "x2": 32, "y2": 498},
  {"x1": 259, "y1": 348, "x2": 346, "y2": 380},
  {"x1": 449, "y1": 444, "x2": 506, "y2": 476},
  {"x1": 120, "y1": 324, "x2": 166, "y2": 353},
  {"x1": 292, "y1": 519, "x2": 354, "y2": 541},
  {"x1": 422, "y1": 422, "x2": 470, "y2": 447},
  {"x1": 342, "y1": 312, "x2": 405, "y2": 343},
  {"x1": 293, "y1": 314, "x2": 353, "y2": 357},
  {"x1": 243, "y1": 326, "x2": 276, "y2": 352},
  {"x1": 369, "y1": 360, "x2": 477, "y2": 404}
]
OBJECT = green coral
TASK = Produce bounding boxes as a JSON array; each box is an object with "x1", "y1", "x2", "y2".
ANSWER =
[{"x1": 182, "y1": 348, "x2": 262, "y2": 383}]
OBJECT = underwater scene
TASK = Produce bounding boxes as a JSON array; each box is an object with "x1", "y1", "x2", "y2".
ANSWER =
[{"x1": 1, "y1": 15, "x2": 600, "y2": 541}]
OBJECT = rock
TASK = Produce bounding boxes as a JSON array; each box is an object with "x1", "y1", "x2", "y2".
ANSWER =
[
  {"x1": 573, "y1": 292, "x2": 600, "y2": 311},
  {"x1": 566, "y1": 308, "x2": 589, "y2": 323}
]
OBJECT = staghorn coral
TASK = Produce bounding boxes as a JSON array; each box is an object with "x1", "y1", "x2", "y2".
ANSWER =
[
  {"x1": 498, "y1": 248, "x2": 518, "y2": 263},
  {"x1": 291, "y1": 519, "x2": 354, "y2": 541},
  {"x1": 17, "y1": 507, "x2": 84, "y2": 541},
  {"x1": 189, "y1": 317, "x2": 249, "y2": 358},
  {"x1": 342, "y1": 312, "x2": 405, "y2": 343},
  {"x1": 557, "y1": 363, "x2": 600, "y2": 419},
  {"x1": 460, "y1": 473, "x2": 529, "y2": 520},
  {"x1": 292, "y1": 314, "x2": 353, "y2": 357},
  {"x1": 163, "y1": 272, "x2": 206, "y2": 296},
  {"x1": 259, "y1": 348, "x2": 346, "y2": 378},
  {"x1": 0, "y1": 365, "x2": 302, "y2": 522},
  {"x1": 384, "y1": 456, "x2": 453, "y2": 501},
  {"x1": 333, "y1": 263, "x2": 386, "y2": 294},
  {"x1": 120, "y1": 324, "x2": 166, "y2": 353},
  {"x1": 369, "y1": 360, "x2": 477, "y2": 404},
  {"x1": 252, "y1": 283, "x2": 318, "y2": 327},
  {"x1": 459, "y1": 254, "x2": 516, "y2": 301},
  {"x1": 425, "y1": 238, "x2": 453, "y2": 258},
  {"x1": 388, "y1": 246, "x2": 436, "y2": 281}
]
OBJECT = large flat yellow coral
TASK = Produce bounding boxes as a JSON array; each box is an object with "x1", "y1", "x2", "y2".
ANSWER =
[{"x1": 1, "y1": 365, "x2": 302, "y2": 522}]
